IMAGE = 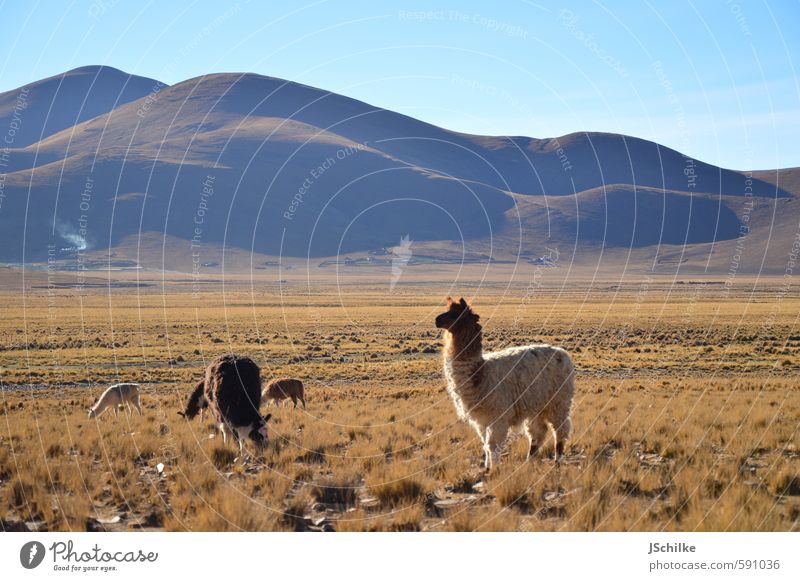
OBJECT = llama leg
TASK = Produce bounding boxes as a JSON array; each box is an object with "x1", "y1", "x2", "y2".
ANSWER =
[
  {"x1": 473, "y1": 423, "x2": 490, "y2": 470},
  {"x1": 485, "y1": 423, "x2": 509, "y2": 472},
  {"x1": 482, "y1": 437, "x2": 492, "y2": 472},
  {"x1": 232, "y1": 427, "x2": 244, "y2": 454},
  {"x1": 524, "y1": 418, "x2": 549, "y2": 460},
  {"x1": 553, "y1": 417, "x2": 572, "y2": 460},
  {"x1": 135, "y1": 396, "x2": 143, "y2": 416},
  {"x1": 291, "y1": 395, "x2": 298, "y2": 408},
  {"x1": 300, "y1": 396, "x2": 306, "y2": 409}
]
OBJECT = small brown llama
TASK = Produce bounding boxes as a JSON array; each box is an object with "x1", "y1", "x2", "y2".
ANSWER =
[{"x1": 262, "y1": 378, "x2": 306, "y2": 409}]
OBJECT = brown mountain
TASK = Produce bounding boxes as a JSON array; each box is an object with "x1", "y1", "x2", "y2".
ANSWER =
[
  {"x1": 0, "y1": 65, "x2": 163, "y2": 149},
  {"x1": 0, "y1": 67, "x2": 794, "y2": 270}
]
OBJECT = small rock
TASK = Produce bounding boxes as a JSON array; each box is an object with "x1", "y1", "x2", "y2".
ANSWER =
[
  {"x1": 358, "y1": 495, "x2": 380, "y2": 508},
  {"x1": 25, "y1": 520, "x2": 47, "y2": 532},
  {"x1": 433, "y1": 498, "x2": 464, "y2": 509},
  {"x1": 156, "y1": 463, "x2": 165, "y2": 474}
]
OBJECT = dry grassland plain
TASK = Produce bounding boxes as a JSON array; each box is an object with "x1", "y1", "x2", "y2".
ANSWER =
[{"x1": 0, "y1": 267, "x2": 798, "y2": 532}]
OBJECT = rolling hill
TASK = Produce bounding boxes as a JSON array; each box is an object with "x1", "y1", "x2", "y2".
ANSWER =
[
  {"x1": 0, "y1": 67, "x2": 795, "y2": 272},
  {"x1": 0, "y1": 65, "x2": 163, "y2": 149}
]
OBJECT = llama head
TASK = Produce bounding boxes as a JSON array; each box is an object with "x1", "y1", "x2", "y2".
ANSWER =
[
  {"x1": 87, "y1": 407, "x2": 97, "y2": 419},
  {"x1": 435, "y1": 297, "x2": 480, "y2": 331},
  {"x1": 180, "y1": 380, "x2": 206, "y2": 419},
  {"x1": 248, "y1": 413, "x2": 273, "y2": 448}
]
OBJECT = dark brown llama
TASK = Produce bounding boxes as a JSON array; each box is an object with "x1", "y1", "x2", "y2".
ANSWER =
[{"x1": 202, "y1": 354, "x2": 272, "y2": 451}]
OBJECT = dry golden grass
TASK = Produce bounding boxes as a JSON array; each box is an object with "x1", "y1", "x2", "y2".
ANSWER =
[{"x1": 0, "y1": 275, "x2": 798, "y2": 531}]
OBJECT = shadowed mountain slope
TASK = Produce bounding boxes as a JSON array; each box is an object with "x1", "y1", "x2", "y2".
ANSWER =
[
  {"x1": 0, "y1": 66, "x2": 163, "y2": 149},
  {"x1": 0, "y1": 68, "x2": 793, "y2": 266}
]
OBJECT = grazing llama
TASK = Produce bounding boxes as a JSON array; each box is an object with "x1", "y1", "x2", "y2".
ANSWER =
[
  {"x1": 203, "y1": 354, "x2": 271, "y2": 451},
  {"x1": 178, "y1": 379, "x2": 209, "y2": 420},
  {"x1": 435, "y1": 297, "x2": 576, "y2": 471},
  {"x1": 88, "y1": 383, "x2": 143, "y2": 419},
  {"x1": 262, "y1": 378, "x2": 306, "y2": 409}
]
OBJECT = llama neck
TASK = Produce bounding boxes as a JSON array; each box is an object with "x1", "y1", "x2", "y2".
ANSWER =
[
  {"x1": 443, "y1": 322, "x2": 483, "y2": 363},
  {"x1": 443, "y1": 324, "x2": 483, "y2": 375},
  {"x1": 442, "y1": 324, "x2": 485, "y2": 409}
]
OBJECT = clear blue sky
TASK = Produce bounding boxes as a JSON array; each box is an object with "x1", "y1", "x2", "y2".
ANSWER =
[{"x1": 1, "y1": 0, "x2": 798, "y2": 170}]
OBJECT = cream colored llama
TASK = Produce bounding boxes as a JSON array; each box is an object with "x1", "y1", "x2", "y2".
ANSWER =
[
  {"x1": 88, "y1": 383, "x2": 143, "y2": 418},
  {"x1": 435, "y1": 298, "x2": 575, "y2": 471}
]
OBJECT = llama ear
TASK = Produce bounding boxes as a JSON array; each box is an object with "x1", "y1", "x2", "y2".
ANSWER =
[
  {"x1": 263, "y1": 413, "x2": 272, "y2": 423},
  {"x1": 177, "y1": 411, "x2": 185, "y2": 417},
  {"x1": 459, "y1": 297, "x2": 469, "y2": 308},
  {"x1": 446, "y1": 296, "x2": 453, "y2": 306}
]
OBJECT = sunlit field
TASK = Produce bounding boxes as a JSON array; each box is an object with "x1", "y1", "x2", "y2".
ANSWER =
[{"x1": 1, "y1": 271, "x2": 798, "y2": 531}]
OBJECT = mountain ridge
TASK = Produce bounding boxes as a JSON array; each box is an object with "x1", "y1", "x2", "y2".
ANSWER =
[{"x1": 0, "y1": 66, "x2": 794, "y2": 272}]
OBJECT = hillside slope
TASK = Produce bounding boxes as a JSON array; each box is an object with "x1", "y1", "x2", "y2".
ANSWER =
[{"x1": 0, "y1": 68, "x2": 793, "y2": 270}]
